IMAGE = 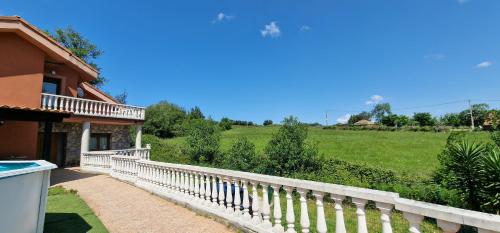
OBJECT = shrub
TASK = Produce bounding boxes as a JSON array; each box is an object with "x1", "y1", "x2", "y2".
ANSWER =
[
  {"x1": 186, "y1": 119, "x2": 220, "y2": 163},
  {"x1": 481, "y1": 149, "x2": 500, "y2": 213},
  {"x1": 264, "y1": 116, "x2": 319, "y2": 176},
  {"x1": 220, "y1": 137, "x2": 265, "y2": 173},
  {"x1": 143, "y1": 101, "x2": 187, "y2": 138},
  {"x1": 263, "y1": 120, "x2": 273, "y2": 126},
  {"x1": 143, "y1": 134, "x2": 189, "y2": 164},
  {"x1": 413, "y1": 112, "x2": 436, "y2": 126},
  {"x1": 491, "y1": 131, "x2": 500, "y2": 147},
  {"x1": 219, "y1": 117, "x2": 233, "y2": 131}
]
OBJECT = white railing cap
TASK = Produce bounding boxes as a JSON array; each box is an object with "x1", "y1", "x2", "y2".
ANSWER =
[
  {"x1": 139, "y1": 160, "x2": 399, "y2": 204},
  {"x1": 396, "y1": 198, "x2": 500, "y2": 231}
]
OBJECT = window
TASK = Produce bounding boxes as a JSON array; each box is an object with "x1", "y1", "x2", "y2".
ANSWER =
[
  {"x1": 42, "y1": 78, "x2": 61, "y2": 95},
  {"x1": 89, "y1": 134, "x2": 111, "y2": 151}
]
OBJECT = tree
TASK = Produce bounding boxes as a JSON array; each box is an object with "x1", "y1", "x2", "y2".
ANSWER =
[
  {"x1": 264, "y1": 116, "x2": 319, "y2": 176},
  {"x1": 457, "y1": 103, "x2": 490, "y2": 127},
  {"x1": 223, "y1": 137, "x2": 261, "y2": 172},
  {"x1": 114, "y1": 91, "x2": 128, "y2": 104},
  {"x1": 263, "y1": 120, "x2": 273, "y2": 126},
  {"x1": 413, "y1": 112, "x2": 436, "y2": 126},
  {"x1": 219, "y1": 117, "x2": 232, "y2": 131},
  {"x1": 380, "y1": 114, "x2": 409, "y2": 127},
  {"x1": 441, "y1": 113, "x2": 461, "y2": 127},
  {"x1": 371, "y1": 103, "x2": 392, "y2": 122},
  {"x1": 186, "y1": 119, "x2": 220, "y2": 163},
  {"x1": 47, "y1": 27, "x2": 106, "y2": 87},
  {"x1": 348, "y1": 111, "x2": 372, "y2": 125},
  {"x1": 143, "y1": 101, "x2": 187, "y2": 138},
  {"x1": 188, "y1": 106, "x2": 205, "y2": 120}
]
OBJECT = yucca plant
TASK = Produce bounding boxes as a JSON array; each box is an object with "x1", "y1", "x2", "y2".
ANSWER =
[{"x1": 481, "y1": 149, "x2": 500, "y2": 213}]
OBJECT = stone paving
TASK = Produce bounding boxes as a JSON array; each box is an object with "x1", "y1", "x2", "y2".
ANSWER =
[{"x1": 51, "y1": 168, "x2": 234, "y2": 233}]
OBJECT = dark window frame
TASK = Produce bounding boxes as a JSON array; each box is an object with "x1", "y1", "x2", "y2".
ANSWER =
[
  {"x1": 89, "y1": 133, "x2": 111, "y2": 151},
  {"x1": 42, "y1": 77, "x2": 61, "y2": 95}
]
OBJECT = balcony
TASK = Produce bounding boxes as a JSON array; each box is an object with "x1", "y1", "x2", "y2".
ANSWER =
[
  {"x1": 80, "y1": 150, "x2": 500, "y2": 233},
  {"x1": 41, "y1": 93, "x2": 145, "y2": 120}
]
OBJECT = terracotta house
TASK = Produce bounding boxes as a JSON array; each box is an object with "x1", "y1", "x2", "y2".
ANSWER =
[{"x1": 0, "y1": 16, "x2": 145, "y2": 167}]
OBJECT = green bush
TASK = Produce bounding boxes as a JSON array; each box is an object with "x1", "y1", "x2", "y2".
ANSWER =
[
  {"x1": 264, "y1": 116, "x2": 320, "y2": 176},
  {"x1": 263, "y1": 120, "x2": 273, "y2": 126},
  {"x1": 143, "y1": 101, "x2": 187, "y2": 138},
  {"x1": 491, "y1": 131, "x2": 500, "y2": 147},
  {"x1": 481, "y1": 149, "x2": 500, "y2": 213},
  {"x1": 143, "y1": 134, "x2": 189, "y2": 164},
  {"x1": 186, "y1": 119, "x2": 220, "y2": 163},
  {"x1": 220, "y1": 137, "x2": 265, "y2": 173},
  {"x1": 219, "y1": 117, "x2": 232, "y2": 131}
]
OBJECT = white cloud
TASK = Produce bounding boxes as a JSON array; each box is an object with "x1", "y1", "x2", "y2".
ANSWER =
[
  {"x1": 475, "y1": 61, "x2": 493, "y2": 69},
  {"x1": 365, "y1": 95, "x2": 384, "y2": 105},
  {"x1": 457, "y1": 0, "x2": 469, "y2": 4},
  {"x1": 424, "y1": 53, "x2": 446, "y2": 61},
  {"x1": 337, "y1": 114, "x2": 351, "y2": 124},
  {"x1": 261, "y1": 22, "x2": 281, "y2": 38},
  {"x1": 212, "y1": 12, "x2": 234, "y2": 24},
  {"x1": 300, "y1": 25, "x2": 311, "y2": 32}
]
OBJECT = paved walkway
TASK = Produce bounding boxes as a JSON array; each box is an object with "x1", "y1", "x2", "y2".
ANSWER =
[{"x1": 51, "y1": 168, "x2": 234, "y2": 233}]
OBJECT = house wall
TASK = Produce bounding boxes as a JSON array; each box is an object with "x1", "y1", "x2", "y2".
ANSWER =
[
  {"x1": 0, "y1": 33, "x2": 45, "y2": 160},
  {"x1": 39, "y1": 122, "x2": 131, "y2": 165},
  {"x1": 0, "y1": 121, "x2": 39, "y2": 160}
]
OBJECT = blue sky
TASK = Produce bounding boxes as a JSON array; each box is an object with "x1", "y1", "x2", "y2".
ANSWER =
[{"x1": 2, "y1": 0, "x2": 500, "y2": 124}]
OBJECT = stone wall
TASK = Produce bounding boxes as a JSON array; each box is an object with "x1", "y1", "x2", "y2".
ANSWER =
[{"x1": 39, "y1": 122, "x2": 131, "y2": 166}]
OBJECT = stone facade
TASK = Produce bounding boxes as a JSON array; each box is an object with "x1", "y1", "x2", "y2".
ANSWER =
[{"x1": 39, "y1": 122, "x2": 131, "y2": 166}]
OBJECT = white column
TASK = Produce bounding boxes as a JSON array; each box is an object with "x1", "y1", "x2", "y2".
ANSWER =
[
  {"x1": 313, "y1": 191, "x2": 327, "y2": 233},
  {"x1": 403, "y1": 212, "x2": 424, "y2": 233},
  {"x1": 284, "y1": 186, "x2": 296, "y2": 233},
  {"x1": 225, "y1": 178, "x2": 234, "y2": 214},
  {"x1": 251, "y1": 181, "x2": 262, "y2": 224},
  {"x1": 271, "y1": 185, "x2": 284, "y2": 233},
  {"x1": 81, "y1": 121, "x2": 91, "y2": 154},
  {"x1": 261, "y1": 183, "x2": 273, "y2": 229},
  {"x1": 241, "y1": 180, "x2": 251, "y2": 220},
  {"x1": 352, "y1": 198, "x2": 368, "y2": 233},
  {"x1": 297, "y1": 189, "x2": 310, "y2": 233},
  {"x1": 233, "y1": 178, "x2": 241, "y2": 216},
  {"x1": 436, "y1": 220, "x2": 461, "y2": 233},
  {"x1": 376, "y1": 202, "x2": 393, "y2": 233},
  {"x1": 331, "y1": 194, "x2": 346, "y2": 233},
  {"x1": 135, "y1": 124, "x2": 143, "y2": 149}
]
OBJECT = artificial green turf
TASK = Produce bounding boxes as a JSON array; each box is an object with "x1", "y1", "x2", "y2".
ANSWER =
[
  {"x1": 166, "y1": 126, "x2": 491, "y2": 178},
  {"x1": 44, "y1": 186, "x2": 108, "y2": 233}
]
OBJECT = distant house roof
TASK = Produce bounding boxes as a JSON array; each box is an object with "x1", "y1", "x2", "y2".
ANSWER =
[
  {"x1": 0, "y1": 16, "x2": 98, "y2": 80},
  {"x1": 354, "y1": 119, "x2": 375, "y2": 126}
]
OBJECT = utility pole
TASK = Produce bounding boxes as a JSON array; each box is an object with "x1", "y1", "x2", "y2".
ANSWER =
[
  {"x1": 468, "y1": 99, "x2": 475, "y2": 130},
  {"x1": 325, "y1": 110, "x2": 328, "y2": 126}
]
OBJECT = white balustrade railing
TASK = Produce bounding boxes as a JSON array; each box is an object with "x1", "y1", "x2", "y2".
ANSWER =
[
  {"x1": 80, "y1": 155, "x2": 500, "y2": 233},
  {"x1": 80, "y1": 147, "x2": 150, "y2": 174},
  {"x1": 41, "y1": 93, "x2": 145, "y2": 120}
]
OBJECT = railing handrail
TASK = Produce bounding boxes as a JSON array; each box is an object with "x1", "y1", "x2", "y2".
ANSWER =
[{"x1": 41, "y1": 93, "x2": 146, "y2": 109}]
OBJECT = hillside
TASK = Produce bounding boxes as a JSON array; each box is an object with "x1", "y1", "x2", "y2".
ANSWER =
[{"x1": 164, "y1": 126, "x2": 491, "y2": 178}]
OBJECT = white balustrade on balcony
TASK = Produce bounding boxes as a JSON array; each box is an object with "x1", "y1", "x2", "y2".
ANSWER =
[
  {"x1": 81, "y1": 147, "x2": 150, "y2": 174},
  {"x1": 80, "y1": 154, "x2": 500, "y2": 233},
  {"x1": 41, "y1": 93, "x2": 145, "y2": 120}
]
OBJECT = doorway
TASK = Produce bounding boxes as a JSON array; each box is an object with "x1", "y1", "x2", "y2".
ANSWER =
[{"x1": 37, "y1": 132, "x2": 67, "y2": 167}]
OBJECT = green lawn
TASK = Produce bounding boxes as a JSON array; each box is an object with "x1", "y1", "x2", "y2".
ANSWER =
[
  {"x1": 45, "y1": 186, "x2": 108, "y2": 233},
  {"x1": 166, "y1": 126, "x2": 491, "y2": 178}
]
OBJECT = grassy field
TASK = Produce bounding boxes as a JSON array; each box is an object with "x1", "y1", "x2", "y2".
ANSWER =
[
  {"x1": 166, "y1": 126, "x2": 491, "y2": 178},
  {"x1": 45, "y1": 186, "x2": 108, "y2": 233}
]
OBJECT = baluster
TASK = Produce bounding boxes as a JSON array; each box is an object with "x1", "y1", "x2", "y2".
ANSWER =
[
  {"x1": 211, "y1": 176, "x2": 218, "y2": 207},
  {"x1": 184, "y1": 171, "x2": 190, "y2": 196},
  {"x1": 175, "y1": 170, "x2": 181, "y2": 192},
  {"x1": 261, "y1": 183, "x2": 273, "y2": 229},
  {"x1": 352, "y1": 198, "x2": 368, "y2": 233},
  {"x1": 284, "y1": 186, "x2": 296, "y2": 233},
  {"x1": 167, "y1": 169, "x2": 173, "y2": 190},
  {"x1": 189, "y1": 172, "x2": 195, "y2": 198},
  {"x1": 47, "y1": 95, "x2": 53, "y2": 110},
  {"x1": 204, "y1": 175, "x2": 211, "y2": 205},
  {"x1": 376, "y1": 202, "x2": 393, "y2": 233},
  {"x1": 437, "y1": 220, "x2": 461, "y2": 233},
  {"x1": 199, "y1": 173, "x2": 205, "y2": 202},
  {"x1": 41, "y1": 94, "x2": 47, "y2": 109},
  {"x1": 233, "y1": 178, "x2": 241, "y2": 216},
  {"x1": 225, "y1": 178, "x2": 234, "y2": 214},
  {"x1": 241, "y1": 180, "x2": 251, "y2": 220},
  {"x1": 313, "y1": 191, "x2": 327, "y2": 233},
  {"x1": 69, "y1": 98, "x2": 74, "y2": 112},
  {"x1": 297, "y1": 189, "x2": 310, "y2": 233},
  {"x1": 179, "y1": 170, "x2": 185, "y2": 194},
  {"x1": 53, "y1": 96, "x2": 59, "y2": 110},
  {"x1": 403, "y1": 212, "x2": 423, "y2": 233},
  {"x1": 331, "y1": 195, "x2": 346, "y2": 233},
  {"x1": 271, "y1": 184, "x2": 284, "y2": 233},
  {"x1": 64, "y1": 98, "x2": 69, "y2": 111},
  {"x1": 194, "y1": 172, "x2": 200, "y2": 199},
  {"x1": 164, "y1": 168, "x2": 170, "y2": 189},
  {"x1": 218, "y1": 176, "x2": 226, "y2": 211},
  {"x1": 251, "y1": 181, "x2": 261, "y2": 224}
]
